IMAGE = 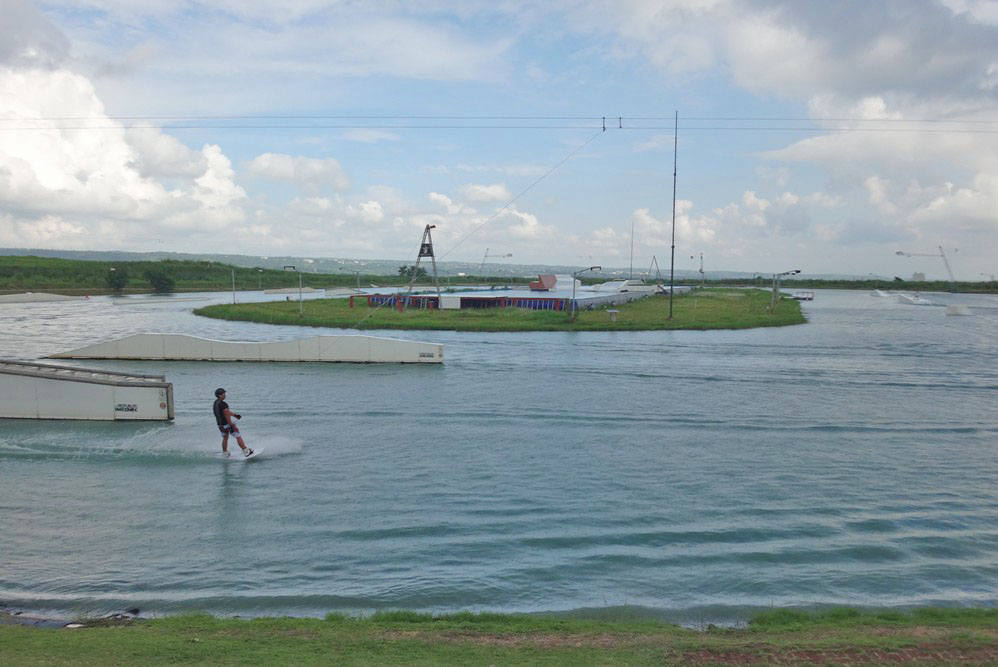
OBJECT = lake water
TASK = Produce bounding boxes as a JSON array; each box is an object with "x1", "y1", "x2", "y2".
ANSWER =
[{"x1": 1, "y1": 289, "x2": 996, "y2": 623}]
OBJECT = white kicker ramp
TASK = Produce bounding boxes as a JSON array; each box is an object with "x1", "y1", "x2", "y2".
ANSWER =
[
  {"x1": 47, "y1": 333, "x2": 444, "y2": 364},
  {"x1": 0, "y1": 360, "x2": 174, "y2": 421}
]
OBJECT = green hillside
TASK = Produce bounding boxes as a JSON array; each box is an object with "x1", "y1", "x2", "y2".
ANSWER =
[{"x1": 0, "y1": 256, "x2": 375, "y2": 293}]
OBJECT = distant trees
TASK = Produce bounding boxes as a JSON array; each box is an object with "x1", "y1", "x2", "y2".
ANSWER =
[
  {"x1": 105, "y1": 267, "x2": 129, "y2": 292},
  {"x1": 144, "y1": 268, "x2": 175, "y2": 293},
  {"x1": 398, "y1": 265, "x2": 428, "y2": 278}
]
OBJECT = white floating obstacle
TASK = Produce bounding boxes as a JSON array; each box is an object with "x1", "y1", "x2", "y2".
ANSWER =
[
  {"x1": 0, "y1": 360, "x2": 174, "y2": 421},
  {"x1": 47, "y1": 333, "x2": 444, "y2": 364},
  {"x1": 263, "y1": 287, "x2": 321, "y2": 294},
  {"x1": 0, "y1": 292, "x2": 87, "y2": 303}
]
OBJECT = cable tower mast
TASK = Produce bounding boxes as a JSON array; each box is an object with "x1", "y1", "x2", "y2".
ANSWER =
[{"x1": 406, "y1": 225, "x2": 442, "y2": 304}]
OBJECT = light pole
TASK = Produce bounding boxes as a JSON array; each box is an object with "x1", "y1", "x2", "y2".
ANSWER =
[
  {"x1": 340, "y1": 267, "x2": 361, "y2": 290},
  {"x1": 284, "y1": 265, "x2": 302, "y2": 316},
  {"x1": 570, "y1": 266, "x2": 601, "y2": 322},
  {"x1": 771, "y1": 269, "x2": 801, "y2": 309},
  {"x1": 258, "y1": 269, "x2": 263, "y2": 290},
  {"x1": 669, "y1": 109, "x2": 678, "y2": 320},
  {"x1": 231, "y1": 269, "x2": 236, "y2": 304},
  {"x1": 981, "y1": 273, "x2": 996, "y2": 282},
  {"x1": 480, "y1": 249, "x2": 512, "y2": 285}
]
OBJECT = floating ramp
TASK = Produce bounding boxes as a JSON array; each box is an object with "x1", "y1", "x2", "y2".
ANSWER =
[
  {"x1": 263, "y1": 287, "x2": 321, "y2": 294},
  {"x1": 0, "y1": 292, "x2": 87, "y2": 303},
  {"x1": 47, "y1": 333, "x2": 444, "y2": 364},
  {"x1": 112, "y1": 296, "x2": 209, "y2": 305},
  {"x1": 0, "y1": 360, "x2": 174, "y2": 421}
]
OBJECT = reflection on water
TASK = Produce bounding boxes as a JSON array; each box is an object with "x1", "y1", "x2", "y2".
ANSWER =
[{"x1": 1, "y1": 289, "x2": 997, "y2": 622}]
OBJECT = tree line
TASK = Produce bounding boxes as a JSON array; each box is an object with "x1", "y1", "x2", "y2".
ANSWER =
[{"x1": 0, "y1": 256, "x2": 358, "y2": 293}]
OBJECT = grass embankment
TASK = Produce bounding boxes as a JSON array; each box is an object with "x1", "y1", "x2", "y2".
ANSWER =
[
  {"x1": 2, "y1": 608, "x2": 997, "y2": 666},
  {"x1": 194, "y1": 288, "x2": 805, "y2": 332},
  {"x1": 0, "y1": 255, "x2": 377, "y2": 294},
  {"x1": 0, "y1": 254, "x2": 518, "y2": 295}
]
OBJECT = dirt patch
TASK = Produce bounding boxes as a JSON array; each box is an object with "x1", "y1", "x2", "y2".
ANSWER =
[
  {"x1": 867, "y1": 626, "x2": 998, "y2": 640},
  {"x1": 381, "y1": 630, "x2": 998, "y2": 664},
  {"x1": 667, "y1": 644, "x2": 998, "y2": 665}
]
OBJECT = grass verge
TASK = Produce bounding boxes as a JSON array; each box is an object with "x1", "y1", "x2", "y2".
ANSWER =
[
  {"x1": 194, "y1": 288, "x2": 805, "y2": 332},
  {"x1": 2, "y1": 608, "x2": 997, "y2": 666}
]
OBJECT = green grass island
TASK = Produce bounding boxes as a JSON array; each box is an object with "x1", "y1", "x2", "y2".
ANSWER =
[{"x1": 194, "y1": 288, "x2": 806, "y2": 332}]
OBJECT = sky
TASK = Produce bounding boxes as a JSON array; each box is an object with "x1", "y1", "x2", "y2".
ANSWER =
[{"x1": 2, "y1": 0, "x2": 998, "y2": 279}]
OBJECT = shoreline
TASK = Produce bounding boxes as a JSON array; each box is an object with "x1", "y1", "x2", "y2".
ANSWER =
[
  {"x1": 5, "y1": 602, "x2": 996, "y2": 628},
  {"x1": 3, "y1": 607, "x2": 997, "y2": 666}
]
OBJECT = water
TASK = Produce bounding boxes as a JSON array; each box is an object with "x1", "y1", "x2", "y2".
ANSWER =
[{"x1": 1, "y1": 289, "x2": 997, "y2": 623}]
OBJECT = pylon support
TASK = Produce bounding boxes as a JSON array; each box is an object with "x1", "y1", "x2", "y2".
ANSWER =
[{"x1": 405, "y1": 224, "x2": 442, "y2": 307}]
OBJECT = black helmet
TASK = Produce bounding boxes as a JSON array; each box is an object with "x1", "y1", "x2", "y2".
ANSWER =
[{"x1": 214, "y1": 387, "x2": 226, "y2": 397}]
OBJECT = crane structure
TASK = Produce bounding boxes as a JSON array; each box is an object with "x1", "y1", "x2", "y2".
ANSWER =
[
  {"x1": 895, "y1": 246, "x2": 956, "y2": 282},
  {"x1": 691, "y1": 252, "x2": 705, "y2": 287},
  {"x1": 479, "y1": 248, "x2": 512, "y2": 274}
]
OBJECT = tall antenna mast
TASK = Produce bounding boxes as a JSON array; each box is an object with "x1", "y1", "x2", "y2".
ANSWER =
[{"x1": 669, "y1": 110, "x2": 678, "y2": 319}]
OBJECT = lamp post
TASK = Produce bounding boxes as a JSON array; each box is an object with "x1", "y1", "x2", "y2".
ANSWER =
[
  {"x1": 480, "y1": 249, "x2": 512, "y2": 286},
  {"x1": 570, "y1": 266, "x2": 601, "y2": 322},
  {"x1": 340, "y1": 267, "x2": 361, "y2": 290},
  {"x1": 771, "y1": 269, "x2": 801, "y2": 309},
  {"x1": 284, "y1": 265, "x2": 302, "y2": 316},
  {"x1": 258, "y1": 269, "x2": 263, "y2": 290}
]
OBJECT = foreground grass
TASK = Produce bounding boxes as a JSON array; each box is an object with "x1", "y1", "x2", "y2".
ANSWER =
[
  {"x1": 3, "y1": 608, "x2": 997, "y2": 666},
  {"x1": 194, "y1": 288, "x2": 805, "y2": 332}
]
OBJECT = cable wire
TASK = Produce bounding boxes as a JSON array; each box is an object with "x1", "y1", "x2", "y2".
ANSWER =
[{"x1": 436, "y1": 129, "x2": 603, "y2": 261}]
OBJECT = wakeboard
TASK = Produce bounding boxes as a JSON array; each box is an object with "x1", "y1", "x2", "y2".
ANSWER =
[{"x1": 221, "y1": 448, "x2": 263, "y2": 461}]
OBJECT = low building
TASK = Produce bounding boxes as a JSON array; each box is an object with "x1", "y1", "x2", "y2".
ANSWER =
[{"x1": 357, "y1": 284, "x2": 692, "y2": 312}]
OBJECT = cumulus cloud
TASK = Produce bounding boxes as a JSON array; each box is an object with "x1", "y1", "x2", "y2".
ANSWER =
[
  {"x1": 124, "y1": 126, "x2": 206, "y2": 179},
  {"x1": 185, "y1": 145, "x2": 246, "y2": 227},
  {"x1": 0, "y1": 64, "x2": 246, "y2": 245},
  {"x1": 459, "y1": 183, "x2": 512, "y2": 202},
  {"x1": 573, "y1": 1, "x2": 998, "y2": 102},
  {"x1": 565, "y1": 0, "x2": 998, "y2": 268},
  {"x1": 247, "y1": 153, "x2": 350, "y2": 193},
  {"x1": 428, "y1": 192, "x2": 464, "y2": 215},
  {"x1": 0, "y1": 0, "x2": 69, "y2": 68},
  {"x1": 936, "y1": 0, "x2": 998, "y2": 26},
  {"x1": 347, "y1": 200, "x2": 385, "y2": 223},
  {"x1": 499, "y1": 207, "x2": 556, "y2": 240},
  {"x1": 0, "y1": 213, "x2": 86, "y2": 247}
]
